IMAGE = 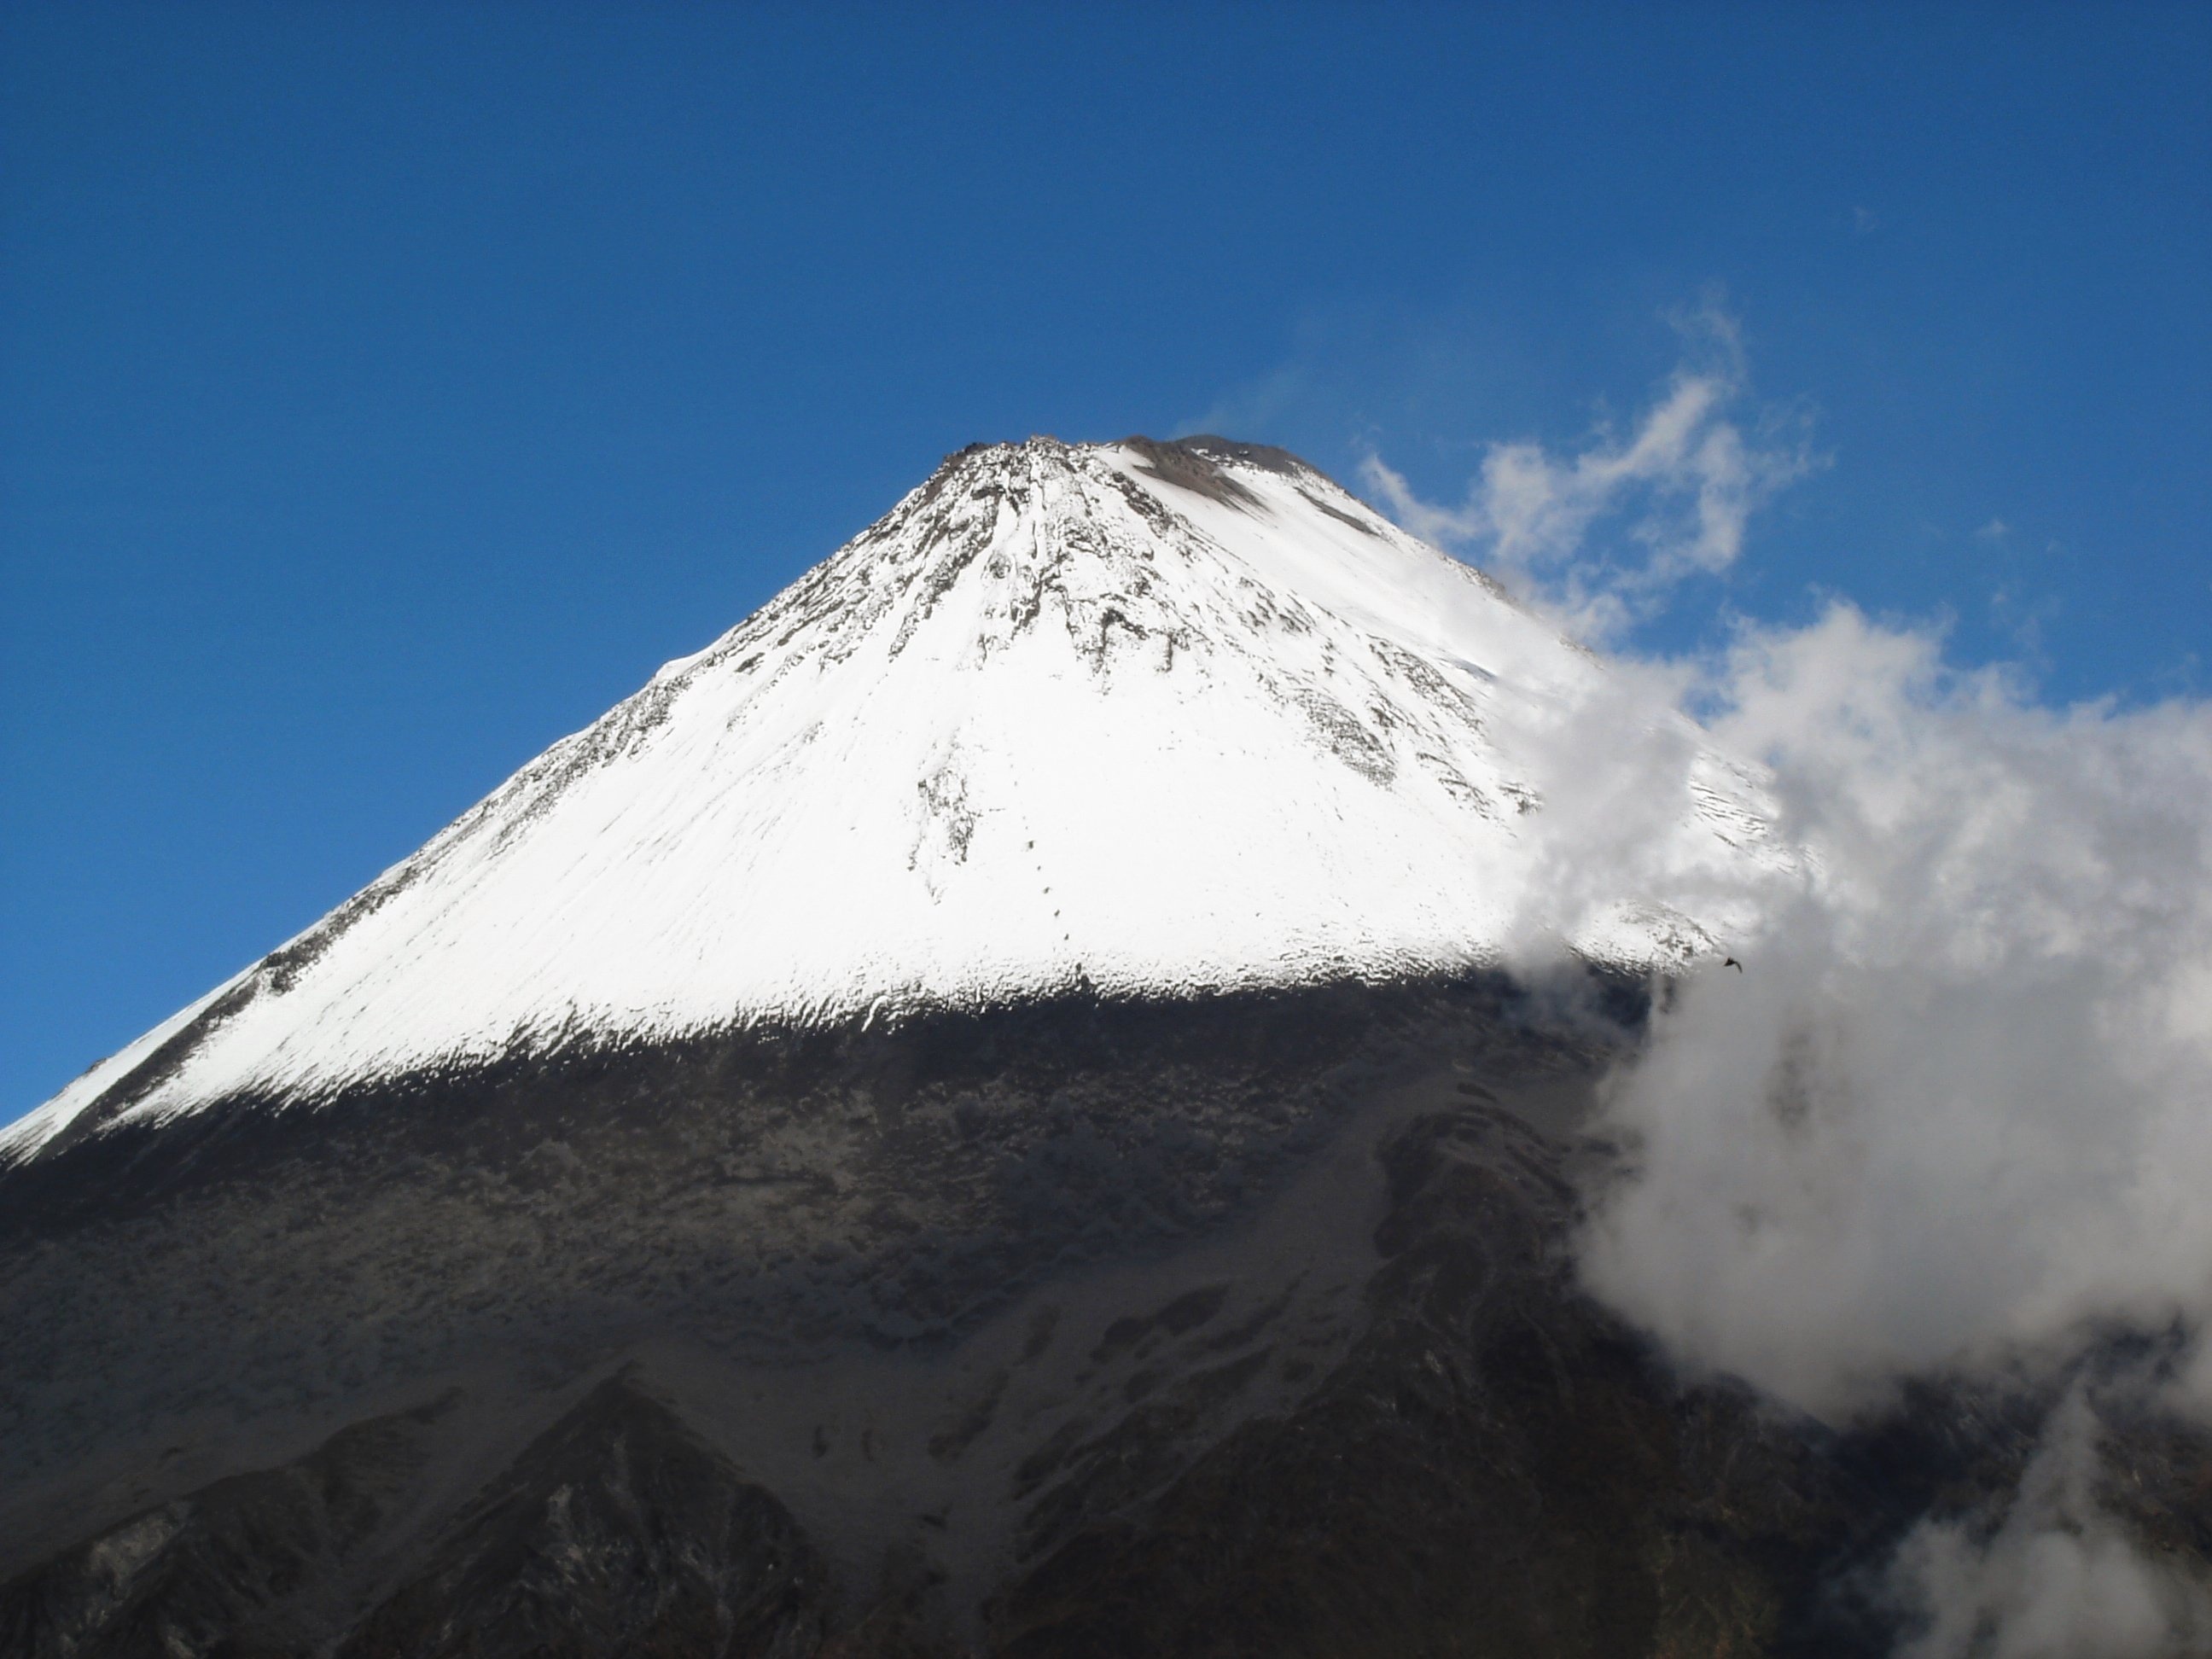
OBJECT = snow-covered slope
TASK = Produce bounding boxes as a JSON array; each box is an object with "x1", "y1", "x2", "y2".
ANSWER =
[{"x1": 7, "y1": 436, "x2": 1780, "y2": 1158}]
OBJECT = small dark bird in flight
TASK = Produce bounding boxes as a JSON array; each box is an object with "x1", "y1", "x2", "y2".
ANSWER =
[{"x1": 1722, "y1": 956, "x2": 1743, "y2": 972}]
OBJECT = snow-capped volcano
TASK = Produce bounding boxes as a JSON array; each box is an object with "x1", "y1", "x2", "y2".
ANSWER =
[
  {"x1": 8, "y1": 436, "x2": 1775, "y2": 1157},
  {"x1": 21, "y1": 438, "x2": 2177, "y2": 1659}
]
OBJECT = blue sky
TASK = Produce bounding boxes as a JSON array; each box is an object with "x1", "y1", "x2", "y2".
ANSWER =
[{"x1": 3, "y1": 1, "x2": 2207, "y2": 1122}]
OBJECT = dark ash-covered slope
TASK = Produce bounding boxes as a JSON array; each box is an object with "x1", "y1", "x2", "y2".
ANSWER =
[{"x1": 9, "y1": 975, "x2": 2204, "y2": 1655}]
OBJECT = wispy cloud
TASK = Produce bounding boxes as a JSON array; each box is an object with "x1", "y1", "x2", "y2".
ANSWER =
[
  {"x1": 1173, "y1": 361, "x2": 1309, "y2": 442},
  {"x1": 1888, "y1": 1390, "x2": 2212, "y2": 1655},
  {"x1": 1359, "y1": 303, "x2": 1820, "y2": 641}
]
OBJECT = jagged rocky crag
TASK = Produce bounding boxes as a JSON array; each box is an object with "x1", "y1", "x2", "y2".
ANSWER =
[{"x1": 4, "y1": 439, "x2": 2206, "y2": 1655}]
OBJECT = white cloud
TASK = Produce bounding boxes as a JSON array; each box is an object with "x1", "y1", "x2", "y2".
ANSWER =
[
  {"x1": 1360, "y1": 305, "x2": 1819, "y2": 641},
  {"x1": 1392, "y1": 305, "x2": 2212, "y2": 1634},
  {"x1": 1572, "y1": 608, "x2": 2212, "y2": 1419},
  {"x1": 1976, "y1": 517, "x2": 2011, "y2": 541}
]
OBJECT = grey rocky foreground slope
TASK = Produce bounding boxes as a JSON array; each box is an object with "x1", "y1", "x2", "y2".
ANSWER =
[{"x1": 6, "y1": 976, "x2": 2208, "y2": 1656}]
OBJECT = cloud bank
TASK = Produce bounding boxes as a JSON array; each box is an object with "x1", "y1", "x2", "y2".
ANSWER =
[
  {"x1": 1579, "y1": 607, "x2": 2212, "y2": 1418},
  {"x1": 1369, "y1": 316, "x2": 2212, "y2": 1654}
]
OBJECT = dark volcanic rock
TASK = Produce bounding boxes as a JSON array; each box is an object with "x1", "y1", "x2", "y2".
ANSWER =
[
  {"x1": 0, "y1": 980, "x2": 1536, "y2": 1498},
  {"x1": 341, "y1": 1375, "x2": 826, "y2": 1658},
  {"x1": 988, "y1": 1104, "x2": 1863, "y2": 1658},
  {"x1": 0, "y1": 1393, "x2": 457, "y2": 1658},
  {"x1": 4, "y1": 978, "x2": 2207, "y2": 1656}
]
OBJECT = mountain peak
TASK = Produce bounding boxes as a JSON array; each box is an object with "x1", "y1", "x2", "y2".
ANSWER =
[{"x1": 7, "y1": 436, "x2": 1775, "y2": 1161}]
